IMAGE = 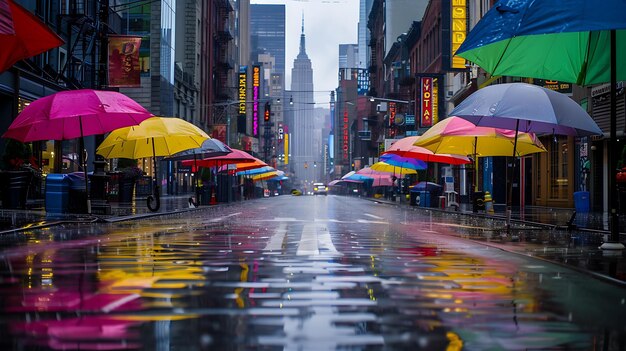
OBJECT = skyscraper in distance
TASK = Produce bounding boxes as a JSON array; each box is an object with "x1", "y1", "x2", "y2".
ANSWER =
[
  {"x1": 290, "y1": 15, "x2": 316, "y2": 184},
  {"x1": 250, "y1": 4, "x2": 286, "y2": 78}
]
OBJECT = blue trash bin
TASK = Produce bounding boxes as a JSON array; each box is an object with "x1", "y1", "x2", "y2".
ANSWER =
[
  {"x1": 45, "y1": 174, "x2": 70, "y2": 214},
  {"x1": 418, "y1": 191, "x2": 431, "y2": 207},
  {"x1": 573, "y1": 191, "x2": 590, "y2": 213}
]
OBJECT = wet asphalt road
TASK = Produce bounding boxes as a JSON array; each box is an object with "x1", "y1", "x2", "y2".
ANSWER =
[{"x1": 0, "y1": 195, "x2": 625, "y2": 350}]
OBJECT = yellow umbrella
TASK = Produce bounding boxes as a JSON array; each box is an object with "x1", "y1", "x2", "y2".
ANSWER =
[
  {"x1": 413, "y1": 117, "x2": 547, "y2": 157},
  {"x1": 97, "y1": 117, "x2": 210, "y2": 159},
  {"x1": 96, "y1": 117, "x2": 210, "y2": 211},
  {"x1": 370, "y1": 161, "x2": 418, "y2": 175}
]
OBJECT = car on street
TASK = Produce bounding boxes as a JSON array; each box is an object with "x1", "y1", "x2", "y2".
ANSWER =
[{"x1": 313, "y1": 183, "x2": 327, "y2": 195}]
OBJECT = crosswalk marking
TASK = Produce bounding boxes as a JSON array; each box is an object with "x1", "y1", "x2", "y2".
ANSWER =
[
  {"x1": 263, "y1": 222, "x2": 287, "y2": 251},
  {"x1": 297, "y1": 223, "x2": 319, "y2": 256},
  {"x1": 363, "y1": 213, "x2": 384, "y2": 220}
]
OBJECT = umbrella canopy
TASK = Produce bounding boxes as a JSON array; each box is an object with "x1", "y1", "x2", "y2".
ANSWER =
[
  {"x1": 379, "y1": 153, "x2": 427, "y2": 170},
  {"x1": 251, "y1": 170, "x2": 279, "y2": 182},
  {"x1": 357, "y1": 167, "x2": 406, "y2": 179},
  {"x1": 370, "y1": 161, "x2": 418, "y2": 175},
  {"x1": 410, "y1": 181, "x2": 443, "y2": 192},
  {"x1": 164, "y1": 138, "x2": 231, "y2": 161},
  {"x1": 344, "y1": 173, "x2": 375, "y2": 183},
  {"x1": 355, "y1": 169, "x2": 393, "y2": 187},
  {"x1": 383, "y1": 136, "x2": 471, "y2": 165},
  {"x1": 455, "y1": 0, "x2": 626, "y2": 86},
  {"x1": 96, "y1": 117, "x2": 210, "y2": 159},
  {"x1": 182, "y1": 149, "x2": 256, "y2": 168},
  {"x1": 450, "y1": 83, "x2": 602, "y2": 137},
  {"x1": 341, "y1": 171, "x2": 356, "y2": 179},
  {"x1": 414, "y1": 117, "x2": 547, "y2": 157},
  {"x1": 237, "y1": 166, "x2": 275, "y2": 176},
  {"x1": 3, "y1": 89, "x2": 154, "y2": 142},
  {"x1": 0, "y1": 0, "x2": 64, "y2": 73},
  {"x1": 226, "y1": 159, "x2": 268, "y2": 172}
]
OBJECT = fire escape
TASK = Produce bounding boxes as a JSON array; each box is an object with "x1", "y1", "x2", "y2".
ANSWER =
[
  {"x1": 55, "y1": 0, "x2": 121, "y2": 89},
  {"x1": 212, "y1": 0, "x2": 235, "y2": 126}
]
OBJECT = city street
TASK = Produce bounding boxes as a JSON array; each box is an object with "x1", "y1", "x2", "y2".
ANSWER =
[{"x1": 1, "y1": 195, "x2": 625, "y2": 350}]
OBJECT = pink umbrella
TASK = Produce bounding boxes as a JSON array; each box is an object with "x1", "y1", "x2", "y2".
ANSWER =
[
  {"x1": 356, "y1": 167, "x2": 394, "y2": 186},
  {"x1": 2, "y1": 89, "x2": 153, "y2": 214},
  {"x1": 181, "y1": 148, "x2": 256, "y2": 169}
]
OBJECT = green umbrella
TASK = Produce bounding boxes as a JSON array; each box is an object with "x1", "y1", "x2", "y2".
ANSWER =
[{"x1": 455, "y1": 0, "x2": 626, "y2": 243}]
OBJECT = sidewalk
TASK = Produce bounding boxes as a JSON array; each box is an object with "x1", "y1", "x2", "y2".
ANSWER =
[{"x1": 0, "y1": 193, "x2": 202, "y2": 232}]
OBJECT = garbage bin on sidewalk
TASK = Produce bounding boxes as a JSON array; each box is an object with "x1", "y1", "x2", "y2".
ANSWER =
[
  {"x1": 67, "y1": 172, "x2": 87, "y2": 214},
  {"x1": 473, "y1": 191, "x2": 485, "y2": 212},
  {"x1": 573, "y1": 191, "x2": 590, "y2": 213},
  {"x1": 409, "y1": 190, "x2": 419, "y2": 206},
  {"x1": 418, "y1": 191, "x2": 430, "y2": 207},
  {"x1": 45, "y1": 174, "x2": 70, "y2": 214}
]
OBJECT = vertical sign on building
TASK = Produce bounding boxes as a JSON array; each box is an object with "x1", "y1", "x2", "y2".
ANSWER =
[
  {"x1": 108, "y1": 36, "x2": 142, "y2": 87},
  {"x1": 432, "y1": 77, "x2": 439, "y2": 126},
  {"x1": 420, "y1": 77, "x2": 433, "y2": 127},
  {"x1": 238, "y1": 67, "x2": 247, "y2": 133},
  {"x1": 252, "y1": 65, "x2": 261, "y2": 138},
  {"x1": 451, "y1": 0, "x2": 467, "y2": 69},
  {"x1": 342, "y1": 110, "x2": 349, "y2": 162},
  {"x1": 284, "y1": 133, "x2": 289, "y2": 165}
]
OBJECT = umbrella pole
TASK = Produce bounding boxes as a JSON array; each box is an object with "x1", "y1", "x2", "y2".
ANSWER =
[
  {"x1": 147, "y1": 137, "x2": 160, "y2": 212},
  {"x1": 602, "y1": 29, "x2": 624, "y2": 249},
  {"x1": 506, "y1": 119, "x2": 520, "y2": 235},
  {"x1": 79, "y1": 116, "x2": 91, "y2": 215}
]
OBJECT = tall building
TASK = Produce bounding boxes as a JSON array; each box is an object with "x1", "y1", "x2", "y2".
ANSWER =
[
  {"x1": 290, "y1": 16, "x2": 316, "y2": 185},
  {"x1": 250, "y1": 4, "x2": 286, "y2": 79},
  {"x1": 339, "y1": 44, "x2": 359, "y2": 69},
  {"x1": 358, "y1": 0, "x2": 374, "y2": 69}
]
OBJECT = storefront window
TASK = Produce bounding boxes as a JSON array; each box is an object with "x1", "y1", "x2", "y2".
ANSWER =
[{"x1": 549, "y1": 136, "x2": 569, "y2": 199}]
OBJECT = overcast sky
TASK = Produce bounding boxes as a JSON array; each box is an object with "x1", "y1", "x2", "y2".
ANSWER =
[{"x1": 250, "y1": 0, "x2": 359, "y2": 106}]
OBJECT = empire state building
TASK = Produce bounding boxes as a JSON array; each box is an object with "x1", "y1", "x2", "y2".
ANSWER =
[{"x1": 290, "y1": 16, "x2": 315, "y2": 184}]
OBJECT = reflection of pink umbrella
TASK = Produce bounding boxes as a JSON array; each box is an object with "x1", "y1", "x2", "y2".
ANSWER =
[
  {"x1": 12, "y1": 316, "x2": 141, "y2": 350},
  {"x1": 2, "y1": 89, "x2": 153, "y2": 214},
  {"x1": 0, "y1": 0, "x2": 64, "y2": 73}
]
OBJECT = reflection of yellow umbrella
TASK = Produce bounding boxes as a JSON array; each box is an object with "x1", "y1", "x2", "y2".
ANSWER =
[
  {"x1": 370, "y1": 161, "x2": 418, "y2": 175},
  {"x1": 97, "y1": 117, "x2": 210, "y2": 211},
  {"x1": 414, "y1": 117, "x2": 547, "y2": 157}
]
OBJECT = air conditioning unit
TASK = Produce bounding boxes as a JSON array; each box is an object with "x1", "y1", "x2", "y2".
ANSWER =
[{"x1": 376, "y1": 102, "x2": 388, "y2": 113}]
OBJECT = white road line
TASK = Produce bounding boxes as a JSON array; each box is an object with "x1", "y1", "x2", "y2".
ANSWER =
[
  {"x1": 272, "y1": 217, "x2": 298, "y2": 222},
  {"x1": 264, "y1": 222, "x2": 287, "y2": 251},
  {"x1": 363, "y1": 213, "x2": 384, "y2": 220},
  {"x1": 317, "y1": 224, "x2": 341, "y2": 255},
  {"x1": 208, "y1": 212, "x2": 241, "y2": 222},
  {"x1": 297, "y1": 223, "x2": 319, "y2": 256},
  {"x1": 357, "y1": 219, "x2": 388, "y2": 224}
]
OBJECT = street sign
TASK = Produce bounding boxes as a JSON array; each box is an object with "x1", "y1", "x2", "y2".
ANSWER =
[{"x1": 405, "y1": 114, "x2": 415, "y2": 126}]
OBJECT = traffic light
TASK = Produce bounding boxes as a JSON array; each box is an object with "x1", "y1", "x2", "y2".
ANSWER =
[{"x1": 264, "y1": 102, "x2": 271, "y2": 122}]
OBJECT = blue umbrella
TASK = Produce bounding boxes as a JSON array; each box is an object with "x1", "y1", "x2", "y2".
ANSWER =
[
  {"x1": 379, "y1": 153, "x2": 427, "y2": 170},
  {"x1": 237, "y1": 166, "x2": 274, "y2": 176},
  {"x1": 450, "y1": 83, "x2": 602, "y2": 137}
]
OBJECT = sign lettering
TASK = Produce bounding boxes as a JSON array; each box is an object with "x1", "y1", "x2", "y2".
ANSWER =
[{"x1": 451, "y1": 0, "x2": 467, "y2": 69}]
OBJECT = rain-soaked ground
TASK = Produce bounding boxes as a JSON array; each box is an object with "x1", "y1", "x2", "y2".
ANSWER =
[{"x1": 0, "y1": 195, "x2": 625, "y2": 350}]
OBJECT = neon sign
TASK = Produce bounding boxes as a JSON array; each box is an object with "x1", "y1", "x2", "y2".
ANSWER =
[{"x1": 252, "y1": 66, "x2": 260, "y2": 137}]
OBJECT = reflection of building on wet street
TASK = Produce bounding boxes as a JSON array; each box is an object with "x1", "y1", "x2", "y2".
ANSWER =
[{"x1": 0, "y1": 195, "x2": 624, "y2": 350}]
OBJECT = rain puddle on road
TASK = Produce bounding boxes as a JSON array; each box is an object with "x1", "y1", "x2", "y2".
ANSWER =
[{"x1": 0, "y1": 206, "x2": 623, "y2": 350}]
